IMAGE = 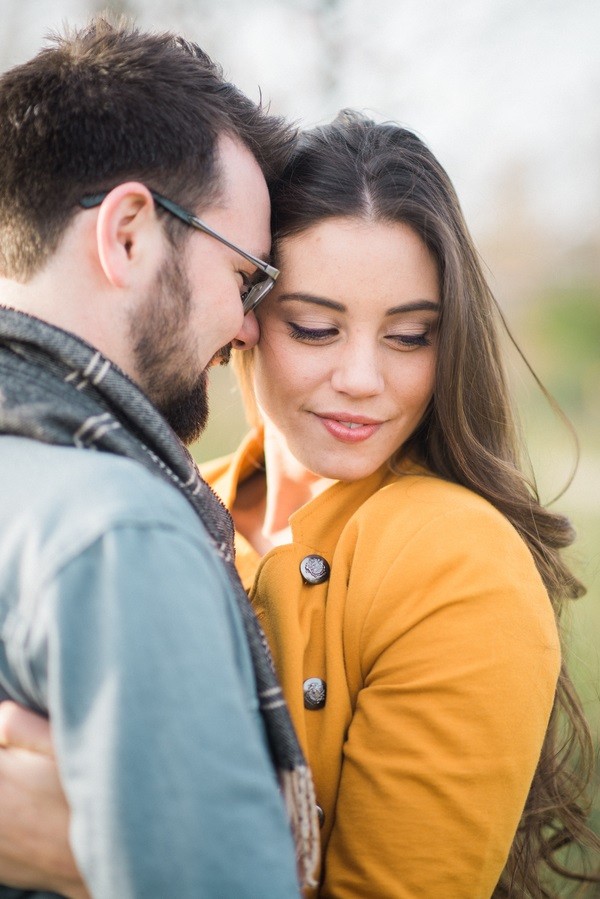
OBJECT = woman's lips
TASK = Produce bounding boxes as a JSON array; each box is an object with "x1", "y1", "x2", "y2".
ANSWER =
[{"x1": 314, "y1": 413, "x2": 383, "y2": 443}]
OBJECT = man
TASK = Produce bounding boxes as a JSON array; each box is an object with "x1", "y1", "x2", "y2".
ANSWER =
[{"x1": 0, "y1": 17, "x2": 317, "y2": 898}]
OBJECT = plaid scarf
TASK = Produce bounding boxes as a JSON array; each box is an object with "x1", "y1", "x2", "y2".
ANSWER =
[{"x1": 0, "y1": 306, "x2": 319, "y2": 889}]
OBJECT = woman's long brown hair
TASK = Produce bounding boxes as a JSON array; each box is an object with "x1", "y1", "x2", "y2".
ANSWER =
[{"x1": 259, "y1": 109, "x2": 599, "y2": 897}]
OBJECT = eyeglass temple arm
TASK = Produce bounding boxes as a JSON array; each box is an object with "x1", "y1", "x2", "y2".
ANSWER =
[
  {"x1": 151, "y1": 192, "x2": 279, "y2": 279},
  {"x1": 80, "y1": 191, "x2": 278, "y2": 280}
]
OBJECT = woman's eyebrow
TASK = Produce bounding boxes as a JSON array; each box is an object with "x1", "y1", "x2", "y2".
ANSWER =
[
  {"x1": 277, "y1": 294, "x2": 440, "y2": 315},
  {"x1": 277, "y1": 293, "x2": 345, "y2": 311},
  {"x1": 386, "y1": 300, "x2": 440, "y2": 316}
]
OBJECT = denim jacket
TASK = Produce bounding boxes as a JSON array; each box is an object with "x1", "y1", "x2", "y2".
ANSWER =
[{"x1": 0, "y1": 437, "x2": 299, "y2": 899}]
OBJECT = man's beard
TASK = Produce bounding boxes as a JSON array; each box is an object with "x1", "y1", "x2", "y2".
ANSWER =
[{"x1": 129, "y1": 252, "x2": 209, "y2": 445}]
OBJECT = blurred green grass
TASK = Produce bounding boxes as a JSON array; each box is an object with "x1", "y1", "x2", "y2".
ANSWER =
[{"x1": 192, "y1": 364, "x2": 250, "y2": 467}]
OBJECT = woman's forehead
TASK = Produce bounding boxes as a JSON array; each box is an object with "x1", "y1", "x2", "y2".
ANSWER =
[{"x1": 273, "y1": 217, "x2": 440, "y2": 308}]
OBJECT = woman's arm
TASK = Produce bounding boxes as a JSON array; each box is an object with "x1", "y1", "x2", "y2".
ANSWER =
[
  {"x1": 322, "y1": 503, "x2": 561, "y2": 899},
  {"x1": 0, "y1": 702, "x2": 89, "y2": 899}
]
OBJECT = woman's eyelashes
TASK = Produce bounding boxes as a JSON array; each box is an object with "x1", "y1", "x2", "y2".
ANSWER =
[
  {"x1": 387, "y1": 331, "x2": 433, "y2": 349},
  {"x1": 287, "y1": 322, "x2": 338, "y2": 342},
  {"x1": 286, "y1": 321, "x2": 435, "y2": 349}
]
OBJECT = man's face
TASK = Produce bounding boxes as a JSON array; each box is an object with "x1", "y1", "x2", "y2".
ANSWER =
[
  {"x1": 129, "y1": 250, "x2": 208, "y2": 443},
  {"x1": 130, "y1": 136, "x2": 270, "y2": 442}
]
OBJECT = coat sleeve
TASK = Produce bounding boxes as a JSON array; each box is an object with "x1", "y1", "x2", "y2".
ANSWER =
[
  {"x1": 12, "y1": 520, "x2": 300, "y2": 899},
  {"x1": 321, "y1": 501, "x2": 560, "y2": 899}
]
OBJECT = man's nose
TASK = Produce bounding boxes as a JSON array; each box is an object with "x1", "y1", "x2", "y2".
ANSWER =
[{"x1": 231, "y1": 309, "x2": 259, "y2": 351}]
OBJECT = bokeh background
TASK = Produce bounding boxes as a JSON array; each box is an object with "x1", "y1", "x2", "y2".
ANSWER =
[{"x1": 3, "y1": 0, "x2": 599, "y2": 887}]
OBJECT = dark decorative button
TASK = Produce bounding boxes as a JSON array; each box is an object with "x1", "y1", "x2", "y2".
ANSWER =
[
  {"x1": 316, "y1": 804, "x2": 325, "y2": 828},
  {"x1": 303, "y1": 677, "x2": 327, "y2": 710},
  {"x1": 299, "y1": 554, "x2": 330, "y2": 585}
]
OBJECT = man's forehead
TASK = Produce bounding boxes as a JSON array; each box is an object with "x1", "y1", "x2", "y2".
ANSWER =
[
  {"x1": 215, "y1": 135, "x2": 270, "y2": 211},
  {"x1": 210, "y1": 137, "x2": 272, "y2": 261}
]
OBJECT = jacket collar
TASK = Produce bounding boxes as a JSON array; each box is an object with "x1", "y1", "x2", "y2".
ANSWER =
[
  {"x1": 205, "y1": 428, "x2": 424, "y2": 565},
  {"x1": 206, "y1": 427, "x2": 267, "y2": 512}
]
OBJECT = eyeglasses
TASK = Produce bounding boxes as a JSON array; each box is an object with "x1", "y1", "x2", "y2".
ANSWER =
[{"x1": 79, "y1": 189, "x2": 279, "y2": 314}]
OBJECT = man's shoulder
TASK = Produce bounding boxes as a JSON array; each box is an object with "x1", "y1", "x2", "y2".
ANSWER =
[
  {"x1": 0, "y1": 437, "x2": 232, "y2": 654},
  {"x1": 0, "y1": 436, "x2": 206, "y2": 547}
]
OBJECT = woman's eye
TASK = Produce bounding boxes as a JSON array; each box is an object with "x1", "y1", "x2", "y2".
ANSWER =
[
  {"x1": 287, "y1": 322, "x2": 339, "y2": 342},
  {"x1": 387, "y1": 331, "x2": 432, "y2": 349}
]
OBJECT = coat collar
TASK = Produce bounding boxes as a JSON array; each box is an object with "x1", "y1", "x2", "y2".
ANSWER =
[{"x1": 203, "y1": 428, "x2": 425, "y2": 586}]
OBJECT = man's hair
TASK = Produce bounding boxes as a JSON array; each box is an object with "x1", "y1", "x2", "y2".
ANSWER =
[{"x1": 0, "y1": 16, "x2": 295, "y2": 280}]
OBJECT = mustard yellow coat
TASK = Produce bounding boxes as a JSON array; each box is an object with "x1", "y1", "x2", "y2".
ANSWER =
[{"x1": 202, "y1": 430, "x2": 560, "y2": 899}]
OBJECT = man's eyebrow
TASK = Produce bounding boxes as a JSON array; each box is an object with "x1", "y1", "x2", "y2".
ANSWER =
[
  {"x1": 244, "y1": 251, "x2": 273, "y2": 271},
  {"x1": 258, "y1": 250, "x2": 274, "y2": 266},
  {"x1": 277, "y1": 294, "x2": 440, "y2": 315}
]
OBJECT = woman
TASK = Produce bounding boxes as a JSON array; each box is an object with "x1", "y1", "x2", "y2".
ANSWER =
[
  {"x1": 207, "y1": 111, "x2": 599, "y2": 897},
  {"x1": 0, "y1": 111, "x2": 597, "y2": 898}
]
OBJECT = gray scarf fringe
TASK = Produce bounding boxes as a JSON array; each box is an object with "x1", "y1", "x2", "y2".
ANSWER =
[{"x1": 0, "y1": 306, "x2": 319, "y2": 889}]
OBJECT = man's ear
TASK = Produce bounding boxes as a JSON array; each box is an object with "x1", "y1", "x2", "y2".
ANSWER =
[{"x1": 95, "y1": 183, "x2": 161, "y2": 288}]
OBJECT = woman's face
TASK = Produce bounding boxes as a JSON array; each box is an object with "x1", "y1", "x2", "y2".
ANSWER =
[{"x1": 252, "y1": 217, "x2": 439, "y2": 482}]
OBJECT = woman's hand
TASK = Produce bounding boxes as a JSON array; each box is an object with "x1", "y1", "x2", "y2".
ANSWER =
[{"x1": 0, "y1": 702, "x2": 90, "y2": 899}]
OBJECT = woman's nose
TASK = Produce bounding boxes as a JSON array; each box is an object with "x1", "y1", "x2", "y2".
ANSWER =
[{"x1": 330, "y1": 341, "x2": 385, "y2": 397}]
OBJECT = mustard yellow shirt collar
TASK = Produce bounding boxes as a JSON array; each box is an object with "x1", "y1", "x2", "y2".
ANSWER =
[{"x1": 206, "y1": 429, "x2": 425, "y2": 586}]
